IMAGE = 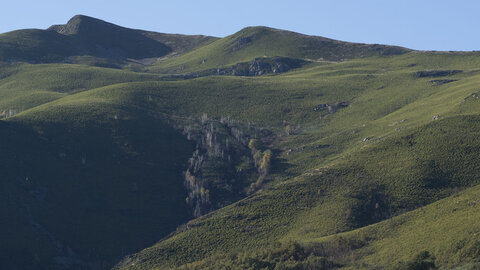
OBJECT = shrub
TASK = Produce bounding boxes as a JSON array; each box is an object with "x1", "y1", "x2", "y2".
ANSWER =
[{"x1": 397, "y1": 251, "x2": 437, "y2": 270}]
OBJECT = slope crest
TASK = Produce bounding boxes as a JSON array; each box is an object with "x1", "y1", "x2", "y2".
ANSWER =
[{"x1": 153, "y1": 26, "x2": 412, "y2": 73}]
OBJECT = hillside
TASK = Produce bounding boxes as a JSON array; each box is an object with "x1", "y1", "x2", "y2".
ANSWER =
[
  {"x1": 140, "y1": 181, "x2": 480, "y2": 269},
  {"x1": 1, "y1": 15, "x2": 480, "y2": 270},
  {"x1": 115, "y1": 52, "x2": 480, "y2": 269},
  {"x1": 149, "y1": 26, "x2": 411, "y2": 73}
]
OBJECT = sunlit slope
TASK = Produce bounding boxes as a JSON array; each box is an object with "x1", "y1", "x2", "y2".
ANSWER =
[
  {"x1": 150, "y1": 26, "x2": 410, "y2": 73},
  {"x1": 349, "y1": 182, "x2": 480, "y2": 269},
  {"x1": 149, "y1": 182, "x2": 480, "y2": 269},
  {"x1": 0, "y1": 63, "x2": 165, "y2": 114},
  {"x1": 114, "y1": 52, "x2": 480, "y2": 269}
]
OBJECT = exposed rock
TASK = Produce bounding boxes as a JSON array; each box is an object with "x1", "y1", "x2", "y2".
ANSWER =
[
  {"x1": 313, "y1": 104, "x2": 329, "y2": 111},
  {"x1": 314, "y1": 101, "x2": 350, "y2": 113},
  {"x1": 167, "y1": 57, "x2": 306, "y2": 79},
  {"x1": 217, "y1": 57, "x2": 306, "y2": 76},
  {"x1": 363, "y1": 137, "x2": 371, "y2": 142},
  {"x1": 432, "y1": 115, "x2": 440, "y2": 120}
]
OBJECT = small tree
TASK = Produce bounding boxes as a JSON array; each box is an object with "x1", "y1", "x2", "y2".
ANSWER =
[
  {"x1": 397, "y1": 251, "x2": 436, "y2": 270},
  {"x1": 253, "y1": 151, "x2": 263, "y2": 167},
  {"x1": 285, "y1": 125, "x2": 292, "y2": 136},
  {"x1": 248, "y1": 138, "x2": 260, "y2": 152},
  {"x1": 259, "y1": 150, "x2": 272, "y2": 175}
]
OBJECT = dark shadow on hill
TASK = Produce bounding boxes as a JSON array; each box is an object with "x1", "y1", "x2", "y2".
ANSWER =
[{"x1": 0, "y1": 111, "x2": 195, "y2": 269}]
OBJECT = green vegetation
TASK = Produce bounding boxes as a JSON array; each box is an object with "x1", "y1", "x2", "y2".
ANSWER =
[
  {"x1": 116, "y1": 52, "x2": 480, "y2": 269},
  {"x1": 0, "y1": 63, "x2": 164, "y2": 112},
  {"x1": 121, "y1": 178, "x2": 480, "y2": 269},
  {"x1": 149, "y1": 26, "x2": 410, "y2": 73},
  {"x1": 2, "y1": 15, "x2": 480, "y2": 270}
]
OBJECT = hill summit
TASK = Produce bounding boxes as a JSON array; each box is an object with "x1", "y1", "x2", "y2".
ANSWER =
[
  {"x1": 0, "y1": 15, "x2": 215, "y2": 63},
  {"x1": 150, "y1": 25, "x2": 412, "y2": 73},
  {"x1": 48, "y1": 15, "x2": 172, "y2": 59},
  {"x1": 48, "y1": 15, "x2": 122, "y2": 35}
]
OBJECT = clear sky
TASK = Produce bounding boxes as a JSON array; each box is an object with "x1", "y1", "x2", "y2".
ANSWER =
[{"x1": 1, "y1": 0, "x2": 479, "y2": 51}]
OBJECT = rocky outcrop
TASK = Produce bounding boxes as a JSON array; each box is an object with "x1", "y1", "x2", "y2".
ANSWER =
[
  {"x1": 196, "y1": 57, "x2": 307, "y2": 77},
  {"x1": 313, "y1": 101, "x2": 350, "y2": 114}
]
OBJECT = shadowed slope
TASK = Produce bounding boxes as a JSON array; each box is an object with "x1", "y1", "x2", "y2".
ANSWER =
[
  {"x1": 0, "y1": 15, "x2": 216, "y2": 63},
  {"x1": 0, "y1": 92, "x2": 194, "y2": 269},
  {"x1": 48, "y1": 15, "x2": 172, "y2": 59}
]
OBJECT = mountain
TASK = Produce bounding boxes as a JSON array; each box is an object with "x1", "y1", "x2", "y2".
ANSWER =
[
  {"x1": 1, "y1": 15, "x2": 480, "y2": 270},
  {"x1": 48, "y1": 15, "x2": 173, "y2": 59},
  {"x1": 0, "y1": 15, "x2": 216, "y2": 63}
]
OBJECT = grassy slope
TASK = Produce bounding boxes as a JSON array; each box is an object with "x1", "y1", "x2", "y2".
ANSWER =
[
  {"x1": 0, "y1": 29, "x2": 79, "y2": 62},
  {"x1": 2, "y1": 40, "x2": 480, "y2": 270},
  {"x1": 141, "y1": 31, "x2": 218, "y2": 55},
  {"x1": 149, "y1": 26, "x2": 410, "y2": 73},
  {"x1": 114, "y1": 52, "x2": 480, "y2": 269},
  {"x1": 117, "y1": 115, "x2": 480, "y2": 269},
  {"x1": 0, "y1": 63, "x2": 165, "y2": 112},
  {"x1": 351, "y1": 182, "x2": 480, "y2": 269},
  {"x1": 165, "y1": 181, "x2": 480, "y2": 269},
  {"x1": 0, "y1": 60, "x2": 367, "y2": 269}
]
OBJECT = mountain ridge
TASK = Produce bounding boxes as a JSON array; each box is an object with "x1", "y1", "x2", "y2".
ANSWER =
[{"x1": 0, "y1": 15, "x2": 412, "y2": 67}]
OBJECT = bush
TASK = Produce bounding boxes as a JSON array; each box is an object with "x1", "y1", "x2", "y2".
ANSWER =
[{"x1": 397, "y1": 251, "x2": 436, "y2": 270}]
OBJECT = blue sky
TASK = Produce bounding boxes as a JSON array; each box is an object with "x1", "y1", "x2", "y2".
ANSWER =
[{"x1": 1, "y1": 0, "x2": 479, "y2": 51}]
